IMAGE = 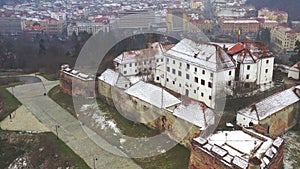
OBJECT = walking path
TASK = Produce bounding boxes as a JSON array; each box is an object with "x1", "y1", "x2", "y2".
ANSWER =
[
  {"x1": 5, "y1": 76, "x2": 141, "y2": 169},
  {"x1": 0, "y1": 105, "x2": 50, "y2": 132}
]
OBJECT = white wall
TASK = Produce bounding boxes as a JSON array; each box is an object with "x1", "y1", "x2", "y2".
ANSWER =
[
  {"x1": 239, "y1": 63, "x2": 257, "y2": 83},
  {"x1": 236, "y1": 113, "x2": 258, "y2": 127},
  {"x1": 155, "y1": 55, "x2": 235, "y2": 109},
  {"x1": 257, "y1": 57, "x2": 274, "y2": 85}
]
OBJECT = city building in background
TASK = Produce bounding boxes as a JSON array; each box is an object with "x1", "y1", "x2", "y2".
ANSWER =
[
  {"x1": 258, "y1": 8, "x2": 288, "y2": 24},
  {"x1": 271, "y1": 26, "x2": 300, "y2": 53}
]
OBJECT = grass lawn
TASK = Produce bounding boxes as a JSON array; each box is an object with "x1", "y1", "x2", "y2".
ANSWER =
[
  {"x1": 0, "y1": 82, "x2": 23, "y2": 122},
  {"x1": 49, "y1": 85, "x2": 191, "y2": 169},
  {"x1": 0, "y1": 130, "x2": 90, "y2": 169}
]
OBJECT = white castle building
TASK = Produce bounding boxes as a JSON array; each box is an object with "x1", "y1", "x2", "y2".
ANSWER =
[{"x1": 154, "y1": 39, "x2": 236, "y2": 109}]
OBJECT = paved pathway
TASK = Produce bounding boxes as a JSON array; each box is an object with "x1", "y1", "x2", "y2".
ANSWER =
[
  {"x1": 7, "y1": 76, "x2": 141, "y2": 169},
  {"x1": 0, "y1": 105, "x2": 50, "y2": 132}
]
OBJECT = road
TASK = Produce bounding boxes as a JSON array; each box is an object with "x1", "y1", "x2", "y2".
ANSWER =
[{"x1": 7, "y1": 76, "x2": 141, "y2": 169}]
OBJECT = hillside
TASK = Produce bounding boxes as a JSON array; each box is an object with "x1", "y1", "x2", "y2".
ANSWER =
[{"x1": 246, "y1": 0, "x2": 300, "y2": 21}]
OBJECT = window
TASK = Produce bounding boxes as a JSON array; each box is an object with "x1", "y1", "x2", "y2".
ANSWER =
[
  {"x1": 135, "y1": 63, "x2": 137, "y2": 66},
  {"x1": 178, "y1": 71, "x2": 182, "y2": 76},
  {"x1": 129, "y1": 63, "x2": 132, "y2": 67},
  {"x1": 266, "y1": 60, "x2": 269, "y2": 64},
  {"x1": 124, "y1": 71, "x2": 127, "y2": 74},
  {"x1": 247, "y1": 65, "x2": 250, "y2": 70},
  {"x1": 245, "y1": 83, "x2": 250, "y2": 88},
  {"x1": 156, "y1": 76, "x2": 159, "y2": 81},
  {"x1": 167, "y1": 78, "x2": 169, "y2": 82},
  {"x1": 194, "y1": 90, "x2": 196, "y2": 94},
  {"x1": 202, "y1": 70, "x2": 205, "y2": 75},
  {"x1": 149, "y1": 60, "x2": 152, "y2": 63},
  {"x1": 167, "y1": 67, "x2": 170, "y2": 72},
  {"x1": 208, "y1": 82, "x2": 212, "y2": 88},
  {"x1": 195, "y1": 68, "x2": 197, "y2": 72},
  {"x1": 228, "y1": 81, "x2": 232, "y2": 86},
  {"x1": 194, "y1": 77, "x2": 199, "y2": 83},
  {"x1": 161, "y1": 58, "x2": 163, "y2": 62},
  {"x1": 172, "y1": 69, "x2": 176, "y2": 74},
  {"x1": 180, "y1": 62, "x2": 182, "y2": 67},
  {"x1": 173, "y1": 81, "x2": 175, "y2": 85},
  {"x1": 265, "y1": 69, "x2": 268, "y2": 73},
  {"x1": 124, "y1": 64, "x2": 127, "y2": 68},
  {"x1": 210, "y1": 73, "x2": 213, "y2": 78},
  {"x1": 209, "y1": 96, "x2": 212, "y2": 100},
  {"x1": 201, "y1": 92, "x2": 204, "y2": 97},
  {"x1": 201, "y1": 79, "x2": 205, "y2": 85},
  {"x1": 229, "y1": 71, "x2": 232, "y2": 76},
  {"x1": 246, "y1": 74, "x2": 250, "y2": 79},
  {"x1": 187, "y1": 63, "x2": 190, "y2": 69},
  {"x1": 167, "y1": 58, "x2": 169, "y2": 62},
  {"x1": 173, "y1": 60, "x2": 175, "y2": 64},
  {"x1": 144, "y1": 61, "x2": 147, "y2": 64},
  {"x1": 186, "y1": 74, "x2": 190, "y2": 79},
  {"x1": 179, "y1": 83, "x2": 181, "y2": 87},
  {"x1": 157, "y1": 59, "x2": 159, "y2": 63}
]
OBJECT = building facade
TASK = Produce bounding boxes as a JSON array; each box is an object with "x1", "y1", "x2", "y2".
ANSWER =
[
  {"x1": 226, "y1": 41, "x2": 274, "y2": 90},
  {"x1": 189, "y1": 19, "x2": 214, "y2": 33},
  {"x1": 67, "y1": 22, "x2": 110, "y2": 36},
  {"x1": 59, "y1": 64, "x2": 97, "y2": 97},
  {"x1": 258, "y1": 8, "x2": 288, "y2": 24},
  {"x1": 220, "y1": 19, "x2": 259, "y2": 33},
  {"x1": 236, "y1": 85, "x2": 300, "y2": 137},
  {"x1": 259, "y1": 19, "x2": 278, "y2": 29},
  {"x1": 271, "y1": 26, "x2": 300, "y2": 52},
  {"x1": 166, "y1": 8, "x2": 190, "y2": 32},
  {"x1": 0, "y1": 15, "x2": 22, "y2": 35},
  {"x1": 113, "y1": 42, "x2": 172, "y2": 78},
  {"x1": 154, "y1": 39, "x2": 236, "y2": 109}
]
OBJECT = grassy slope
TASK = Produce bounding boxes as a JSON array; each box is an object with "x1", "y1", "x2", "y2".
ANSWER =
[
  {"x1": 0, "y1": 83, "x2": 23, "y2": 122},
  {"x1": 0, "y1": 131, "x2": 90, "y2": 169}
]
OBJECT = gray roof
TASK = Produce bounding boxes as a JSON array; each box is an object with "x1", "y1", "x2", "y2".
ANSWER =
[{"x1": 238, "y1": 86, "x2": 300, "y2": 121}]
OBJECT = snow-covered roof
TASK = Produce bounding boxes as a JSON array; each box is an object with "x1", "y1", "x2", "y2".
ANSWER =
[
  {"x1": 113, "y1": 42, "x2": 165, "y2": 64},
  {"x1": 98, "y1": 69, "x2": 130, "y2": 88},
  {"x1": 124, "y1": 81, "x2": 181, "y2": 108},
  {"x1": 289, "y1": 62, "x2": 300, "y2": 71},
  {"x1": 98, "y1": 69, "x2": 120, "y2": 86},
  {"x1": 62, "y1": 67, "x2": 94, "y2": 81},
  {"x1": 232, "y1": 156, "x2": 248, "y2": 169},
  {"x1": 166, "y1": 39, "x2": 235, "y2": 71},
  {"x1": 173, "y1": 102, "x2": 215, "y2": 129},
  {"x1": 238, "y1": 86, "x2": 300, "y2": 121},
  {"x1": 193, "y1": 128, "x2": 283, "y2": 168},
  {"x1": 210, "y1": 42, "x2": 236, "y2": 50}
]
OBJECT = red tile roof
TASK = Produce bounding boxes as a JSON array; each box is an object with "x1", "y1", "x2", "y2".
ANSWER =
[{"x1": 227, "y1": 42, "x2": 244, "y2": 55}]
